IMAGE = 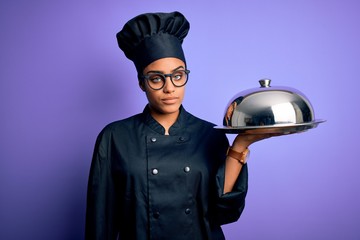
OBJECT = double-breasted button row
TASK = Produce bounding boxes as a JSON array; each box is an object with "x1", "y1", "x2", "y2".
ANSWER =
[
  {"x1": 152, "y1": 209, "x2": 191, "y2": 219},
  {"x1": 150, "y1": 136, "x2": 186, "y2": 143},
  {"x1": 151, "y1": 167, "x2": 190, "y2": 175}
]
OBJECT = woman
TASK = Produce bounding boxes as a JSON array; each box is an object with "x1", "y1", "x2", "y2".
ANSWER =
[{"x1": 85, "y1": 11, "x2": 272, "y2": 240}]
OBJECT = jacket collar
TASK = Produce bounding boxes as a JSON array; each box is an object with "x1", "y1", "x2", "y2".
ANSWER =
[{"x1": 142, "y1": 105, "x2": 188, "y2": 135}]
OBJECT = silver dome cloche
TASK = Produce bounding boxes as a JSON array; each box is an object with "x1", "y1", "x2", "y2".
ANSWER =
[{"x1": 216, "y1": 79, "x2": 325, "y2": 134}]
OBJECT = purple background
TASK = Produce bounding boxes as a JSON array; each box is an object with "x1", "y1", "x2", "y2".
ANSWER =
[{"x1": 1, "y1": 0, "x2": 359, "y2": 239}]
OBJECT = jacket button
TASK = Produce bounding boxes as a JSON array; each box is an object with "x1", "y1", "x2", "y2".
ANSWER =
[
  {"x1": 150, "y1": 137, "x2": 157, "y2": 143},
  {"x1": 152, "y1": 168, "x2": 159, "y2": 175},
  {"x1": 185, "y1": 208, "x2": 191, "y2": 215},
  {"x1": 179, "y1": 136, "x2": 185, "y2": 141},
  {"x1": 184, "y1": 166, "x2": 190, "y2": 173},
  {"x1": 153, "y1": 211, "x2": 160, "y2": 219}
]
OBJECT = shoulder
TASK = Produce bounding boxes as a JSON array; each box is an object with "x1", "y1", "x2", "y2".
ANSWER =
[
  {"x1": 105, "y1": 113, "x2": 142, "y2": 131},
  {"x1": 95, "y1": 113, "x2": 143, "y2": 141},
  {"x1": 183, "y1": 109, "x2": 227, "y2": 140},
  {"x1": 183, "y1": 109, "x2": 229, "y2": 159},
  {"x1": 184, "y1": 108, "x2": 215, "y2": 126}
]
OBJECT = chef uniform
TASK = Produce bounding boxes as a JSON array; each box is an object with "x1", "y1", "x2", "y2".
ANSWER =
[{"x1": 85, "y1": 12, "x2": 248, "y2": 240}]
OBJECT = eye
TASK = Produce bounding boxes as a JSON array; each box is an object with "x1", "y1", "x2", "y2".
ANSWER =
[
  {"x1": 172, "y1": 71, "x2": 184, "y2": 81},
  {"x1": 148, "y1": 74, "x2": 164, "y2": 84}
]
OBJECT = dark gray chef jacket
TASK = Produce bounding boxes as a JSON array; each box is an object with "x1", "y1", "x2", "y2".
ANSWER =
[{"x1": 85, "y1": 105, "x2": 248, "y2": 240}]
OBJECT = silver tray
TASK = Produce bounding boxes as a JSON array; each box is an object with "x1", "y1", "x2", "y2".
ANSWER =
[{"x1": 214, "y1": 119, "x2": 326, "y2": 135}]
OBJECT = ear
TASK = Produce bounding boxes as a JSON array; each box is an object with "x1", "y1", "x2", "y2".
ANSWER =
[{"x1": 139, "y1": 81, "x2": 146, "y2": 92}]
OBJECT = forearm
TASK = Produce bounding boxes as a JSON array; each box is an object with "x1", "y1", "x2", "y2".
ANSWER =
[
  {"x1": 223, "y1": 145, "x2": 247, "y2": 194},
  {"x1": 223, "y1": 131, "x2": 274, "y2": 193}
]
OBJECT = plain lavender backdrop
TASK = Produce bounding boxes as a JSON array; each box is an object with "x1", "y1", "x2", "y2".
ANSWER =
[{"x1": 1, "y1": 0, "x2": 359, "y2": 239}]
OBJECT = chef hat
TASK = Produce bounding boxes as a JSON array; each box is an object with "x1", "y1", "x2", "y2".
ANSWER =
[{"x1": 116, "y1": 11, "x2": 190, "y2": 74}]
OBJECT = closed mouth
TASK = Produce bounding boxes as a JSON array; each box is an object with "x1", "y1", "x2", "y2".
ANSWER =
[{"x1": 162, "y1": 97, "x2": 179, "y2": 104}]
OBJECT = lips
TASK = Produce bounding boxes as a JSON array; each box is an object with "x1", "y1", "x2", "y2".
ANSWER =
[{"x1": 161, "y1": 97, "x2": 179, "y2": 104}]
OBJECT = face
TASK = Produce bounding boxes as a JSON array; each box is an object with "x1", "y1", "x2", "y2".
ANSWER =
[{"x1": 141, "y1": 57, "x2": 186, "y2": 116}]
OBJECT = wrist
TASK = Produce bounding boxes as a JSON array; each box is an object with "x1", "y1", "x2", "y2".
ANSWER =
[
  {"x1": 229, "y1": 145, "x2": 248, "y2": 153},
  {"x1": 226, "y1": 147, "x2": 250, "y2": 165}
]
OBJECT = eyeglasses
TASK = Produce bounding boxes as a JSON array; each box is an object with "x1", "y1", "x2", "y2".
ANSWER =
[{"x1": 140, "y1": 69, "x2": 190, "y2": 90}]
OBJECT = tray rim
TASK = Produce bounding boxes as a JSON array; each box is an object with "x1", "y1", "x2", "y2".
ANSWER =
[{"x1": 214, "y1": 119, "x2": 326, "y2": 134}]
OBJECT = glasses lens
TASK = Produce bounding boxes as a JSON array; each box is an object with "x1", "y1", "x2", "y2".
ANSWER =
[
  {"x1": 171, "y1": 70, "x2": 188, "y2": 87},
  {"x1": 147, "y1": 74, "x2": 165, "y2": 90},
  {"x1": 144, "y1": 70, "x2": 189, "y2": 90}
]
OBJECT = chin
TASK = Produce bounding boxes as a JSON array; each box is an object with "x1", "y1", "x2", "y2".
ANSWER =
[
  {"x1": 162, "y1": 104, "x2": 181, "y2": 114},
  {"x1": 153, "y1": 103, "x2": 179, "y2": 114},
  {"x1": 149, "y1": 101, "x2": 182, "y2": 115}
]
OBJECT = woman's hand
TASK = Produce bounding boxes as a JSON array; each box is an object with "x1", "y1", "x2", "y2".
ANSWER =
[{"x1": 231, "y1": 133, "x2": 279, "y2": 151}]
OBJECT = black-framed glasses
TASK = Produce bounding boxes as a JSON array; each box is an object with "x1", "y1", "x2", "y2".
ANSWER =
[{"x1": 140, "y1": 69, "x2": 190, "y2": 90}]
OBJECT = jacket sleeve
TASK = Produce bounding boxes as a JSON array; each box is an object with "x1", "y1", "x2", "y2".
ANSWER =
[
  {"x1": 85, "y1": 130, "x2": 119, "y2": 240},
  {"x1": 213, "y1": 162, "x2": 248, "y2": 225},
  {"x1": 211, "y1": 132, "x2": 249, "y2": 226}
]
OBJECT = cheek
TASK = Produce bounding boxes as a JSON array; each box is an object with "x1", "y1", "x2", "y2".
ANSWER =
[
  {"x1": 145, "y1": 90, "x2": 158, "y2": 103},
  {"x1": 180, "y1": 87, "x2": 186, "y2": 99}
]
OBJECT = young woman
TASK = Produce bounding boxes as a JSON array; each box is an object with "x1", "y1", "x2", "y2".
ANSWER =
[{"x1": 85, "y1": 11, "x2": 272, "y2": 240}]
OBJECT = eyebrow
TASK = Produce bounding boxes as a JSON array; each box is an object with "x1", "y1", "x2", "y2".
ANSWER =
[{"x1": 145, "y1": 66, "x2": 184, "y2": 75}]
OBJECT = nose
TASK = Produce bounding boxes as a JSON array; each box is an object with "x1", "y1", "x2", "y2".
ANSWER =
[{"x1": 162, "y1": 76, "x2": 175, "y2": 93}]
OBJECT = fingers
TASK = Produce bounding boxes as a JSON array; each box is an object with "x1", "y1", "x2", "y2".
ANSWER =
[{"x1": 233, "y1": 133, "x2": 274, "y2": 147}]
